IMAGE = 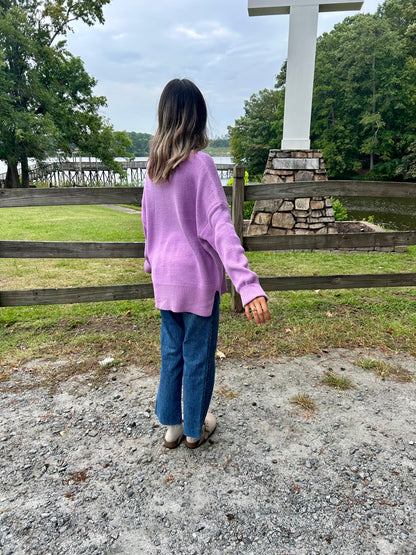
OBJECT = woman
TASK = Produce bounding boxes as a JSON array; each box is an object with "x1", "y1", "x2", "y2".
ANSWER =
[{"x1": 142, "y1": 78, "x2": 270, "y2": 449}]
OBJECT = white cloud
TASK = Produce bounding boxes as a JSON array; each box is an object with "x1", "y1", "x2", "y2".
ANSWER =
[
  {"x1": 172, "y1": 21, "x2": 237, "y2": 42},
  {"x1": 66, "y1": 0, "x2": 381, "y2": 136},
  {"x1": 174, "y1": 25, "x2": 206, "y2": 40}
]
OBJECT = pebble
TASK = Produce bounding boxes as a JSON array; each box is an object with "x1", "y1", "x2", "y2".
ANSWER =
[{"x1": 99, "y1": 357, "x2": 115, "y2": 367}]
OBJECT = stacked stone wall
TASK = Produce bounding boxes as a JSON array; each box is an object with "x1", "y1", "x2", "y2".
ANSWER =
[{"x1": 247, "y1": 149, "x2": 337, "y2": 237}]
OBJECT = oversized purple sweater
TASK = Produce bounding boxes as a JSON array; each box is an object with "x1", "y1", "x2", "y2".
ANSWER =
[{"x1": 142, "y1": 151, "x2": 266, "y2": 317}]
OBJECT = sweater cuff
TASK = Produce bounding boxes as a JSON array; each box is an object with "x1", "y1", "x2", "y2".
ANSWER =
[
  {"x1": 144, "y1": 260, "x2": 151, "y2": 274},
  {"x1": 239, "y1": 283, "x2": 268, "y2": 308}
]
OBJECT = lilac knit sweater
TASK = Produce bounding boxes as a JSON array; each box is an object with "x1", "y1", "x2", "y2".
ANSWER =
[{"x1": 142, "y1": 151, "x2": 266, "y2": 317}]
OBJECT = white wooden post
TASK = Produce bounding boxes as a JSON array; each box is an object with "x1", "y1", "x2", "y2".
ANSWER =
[{"x1": 248, "y1": 0, "x2": 363, "y2": 150}]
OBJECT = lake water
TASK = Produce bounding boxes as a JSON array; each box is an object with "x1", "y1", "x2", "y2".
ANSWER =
[{"x1": 337, "y1": 196, "x2": 416, "y2": 231}]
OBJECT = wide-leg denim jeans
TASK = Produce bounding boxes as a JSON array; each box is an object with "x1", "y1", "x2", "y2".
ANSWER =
[{"x1": 155, "y1": 293, "x2": 220, "y2": 439}]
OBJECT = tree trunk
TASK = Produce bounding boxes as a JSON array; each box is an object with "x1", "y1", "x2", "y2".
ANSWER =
[
  {"x1": 5, "y1": 162, "x2": 20, "y2": 188},
  {"x1": 20, "y1": 152, "x2": 30, "y2": 187}
]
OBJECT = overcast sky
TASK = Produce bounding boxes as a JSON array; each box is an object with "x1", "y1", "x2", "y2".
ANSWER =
[{"x1": 66, "y1": 0, "x2": 382, "y2": 138}]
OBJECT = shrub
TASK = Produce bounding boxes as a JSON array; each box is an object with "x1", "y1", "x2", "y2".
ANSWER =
[{"x1": 331, "y1": 197, "x2": 349, "y2": 221}]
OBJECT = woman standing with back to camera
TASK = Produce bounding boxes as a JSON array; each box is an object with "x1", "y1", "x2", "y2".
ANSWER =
[{"x1": 142, "y1": 78, "x2": 271, "y2": 449}]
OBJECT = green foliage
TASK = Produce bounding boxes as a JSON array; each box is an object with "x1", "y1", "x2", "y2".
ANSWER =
[
  {"x1": 311, "y1": 10, "x2": 415, "y2": 177},
  {"x1": 0, "y1": 1, "x2": 131, "y2": 187},
  {"x1": 43, "y1": 0, "x2": 111, "y2": 32},
  {"x1": 356, "y1": 356, "x2": 414, "y2": 381},
  {"x1": 228, "y1": 87, "x2": 283, "y2": 178},
  {"x1": 361, "y1": 215, "x2": 375, "y2": 224},
  {"x1": 243, "y1": 201, "x2": 255, "y2": 220},
  {"x1": 378, "y1": 0, "x2": 416, "y2": 40},
  {"x1": 227, "y1": 171, "x2": 254, "y2": 219},
  {"x1": 227, "y1": 171, "x2": 249, "y2": 186},
  {"x1": 330, "y1": 197, "x2": 349, "y2": 221},
  {"x1": 125, "y1": 132, "x2": 152, "y2": 157},
  {"x1": 362, "y1": 159, "x2": 402, "y2": 181},
  {"x1": 209, "y1": 135, "x2": 230, "y2": 149},
  {"x1": 396, "y1": 141, "x2": 416, "y2": 180}
]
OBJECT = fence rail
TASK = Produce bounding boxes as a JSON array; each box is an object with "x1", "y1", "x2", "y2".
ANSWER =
[
  {"x1": 0, "y1": 241, "x2": 145, "y2": 258},
  {"x1": 2, "y1": 179, "x2": 416, "y2": 207},
  {"x1": 0, "y1": 186, "x2": 145, "y2": 207},
  {"x1": 1, "y1": 166, "x2": 416, "y2": 309},
  {"x1": 244, "y1": 180, "x2": 416, "y2": 200},
  {"x1": 1, "y1": 230, "x2": 415, "y2": 261},
  {"x1": 3, "y1": 273, "x2": 416, "y2": 308},
  {"x1": 0, "y1": 283, "x2": 154, "y2": 307}
]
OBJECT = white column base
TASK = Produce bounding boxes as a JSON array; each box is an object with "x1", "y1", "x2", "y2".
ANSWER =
[{"x1": 281, "y1": 138, "x2": 311, "y2": 150}]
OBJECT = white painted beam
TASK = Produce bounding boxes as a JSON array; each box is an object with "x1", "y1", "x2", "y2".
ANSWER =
[{"x1": 248, "y1": 1, "x2": 363, "y2": 17}]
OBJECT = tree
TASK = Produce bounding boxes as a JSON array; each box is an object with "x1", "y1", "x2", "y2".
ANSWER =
[
  {"x1": 209, "y1": 135, "x2": 230, "y2": 149},
  {"x1": 228, "y1": 87, "x2": 283, "y2": 178},
  {"x1": 125, "y1": 132, "x2": 152, "y2": 157},
  {"x1": 396, "y1": 141, "x2": 416, "y2": 180},
  {"x1": 0, "y1": 0, "x2": 131, "y2": 188},
  {"x1": 378, "y1": 0, "x2": 416, "y2": 37},
  {"x1": 311, "y1": 12, "x2": 414, "y2": 177}
]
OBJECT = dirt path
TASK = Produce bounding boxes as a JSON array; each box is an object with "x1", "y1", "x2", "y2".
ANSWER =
[{"x1": 1, "y1": 348, "x2": 415, "y2": 554}]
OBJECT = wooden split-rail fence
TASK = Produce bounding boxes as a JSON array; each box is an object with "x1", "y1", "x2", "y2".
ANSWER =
[{"x1": 1, "y1": 164, "x2": 416, "y2": 311}]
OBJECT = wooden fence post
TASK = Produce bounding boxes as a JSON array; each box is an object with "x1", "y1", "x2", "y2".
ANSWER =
[{"x1": 231, "y1": 164, "x2": 245, "y2": 312}]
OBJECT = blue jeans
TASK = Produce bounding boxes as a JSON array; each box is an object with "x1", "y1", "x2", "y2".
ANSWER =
[{"x1": 155, "y1": 293, "x2": 220, "y2": 439}]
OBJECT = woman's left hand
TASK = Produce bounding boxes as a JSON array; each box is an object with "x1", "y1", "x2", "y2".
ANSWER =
[{"x1": 245, "y1": 296, "x2": 271, "y2": 326}]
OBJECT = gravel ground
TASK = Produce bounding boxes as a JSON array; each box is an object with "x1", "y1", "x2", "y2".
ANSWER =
[{"x1": 1, "y1": 348, "x2": 415, "y2": 555}]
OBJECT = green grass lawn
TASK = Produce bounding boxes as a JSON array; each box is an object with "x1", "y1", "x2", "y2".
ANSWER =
[
  {"x1": 1, "y1": 205, "x2": 416, "y2": 378},
  {"x1": 0, "y1": 205, "x2": 145, "y2": 241}
]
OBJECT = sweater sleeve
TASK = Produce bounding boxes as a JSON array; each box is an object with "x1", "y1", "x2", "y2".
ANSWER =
[{"x1": 197, "y1": 157, "x2": 267, "y2": 307}]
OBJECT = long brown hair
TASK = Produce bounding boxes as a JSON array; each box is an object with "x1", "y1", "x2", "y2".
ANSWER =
[{"x1": 147, "y1": 79, "x2": 209, "y2": 184}]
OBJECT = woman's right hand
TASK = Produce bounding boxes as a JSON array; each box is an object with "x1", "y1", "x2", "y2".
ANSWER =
[{"x1": 244, "y1": 296, "x2": 271, "y2": 326}]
